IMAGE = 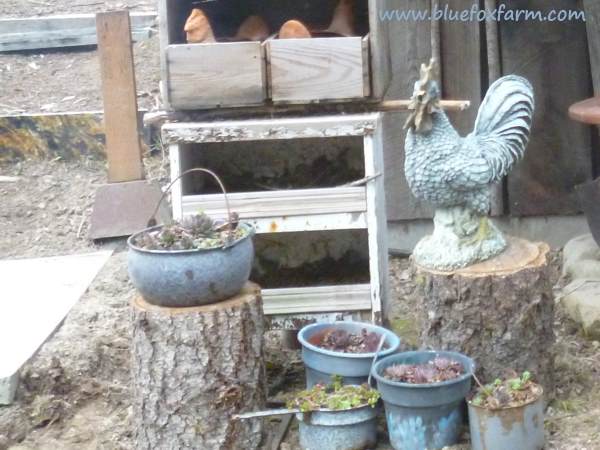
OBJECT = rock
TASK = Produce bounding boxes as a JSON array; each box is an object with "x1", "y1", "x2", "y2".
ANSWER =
[
  {"x1": 562, "y1": 280, "x2": 600, "y2": 339},
  {"x1": 563, "y1": 234, "x2": 600, "y2": 280}
]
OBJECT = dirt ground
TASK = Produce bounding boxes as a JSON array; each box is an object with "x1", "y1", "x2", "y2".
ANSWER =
[
  {"x1": 0, "y1": 0, "x2": 161, "y2": 115},
  {"x1": 1, "y1": 0, "x2": 600, "y2": 448},
  {"x1": 1, "y1": 158, "x2": 599, "y2": 450}
]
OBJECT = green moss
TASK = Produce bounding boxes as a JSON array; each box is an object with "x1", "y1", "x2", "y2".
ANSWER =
[{"x1": 390, "y1": 317, "x2": 419, "y2": 349}]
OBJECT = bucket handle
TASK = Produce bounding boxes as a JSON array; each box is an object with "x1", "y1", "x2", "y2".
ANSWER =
[{"x1": 147, "y1": 168, "x2": 235, "y2": 243}]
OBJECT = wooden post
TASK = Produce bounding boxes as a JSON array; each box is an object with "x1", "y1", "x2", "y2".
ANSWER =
[
  {"x1": 96, "y1": 11, "x2": 144, "y2": 182},
  {"x1": 131, "y1": 283, "x2": 266, "y2": 450},
  {"x1": 413, "y1": 237, "x2": 555, "y2": 394}
]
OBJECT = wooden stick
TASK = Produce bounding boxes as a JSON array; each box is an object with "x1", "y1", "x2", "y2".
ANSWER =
[
  {"x1": 233, "y1": 408, "x2": 299, "y2": 420},
  {"x1": 269, "y1": 414, "x2": 293, "y2": 450},
  {"x1": 144, "y1": 100, "x2": 471, "y2": 127},
  {"x1": 379, "y1": 99, "x2": 470, "y2": 111}
]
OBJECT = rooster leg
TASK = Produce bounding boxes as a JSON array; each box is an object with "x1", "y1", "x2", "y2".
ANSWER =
[{"x1": 460, "y1": 216, "x2": 491, "y2": 247}]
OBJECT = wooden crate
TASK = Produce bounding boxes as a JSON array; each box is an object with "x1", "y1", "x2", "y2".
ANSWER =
[
  {"x1": 166, "y1": 42, "x2": 265, "y2": 109},
  {"x1": 158, "y1": 0, "x2": 393, "y2": 109},
  {"x1": 158, "y1": 0, "x2": 266, "y2": 110},
  {"x1": 162, "y1": 113, "x2": 389, "y2": 328},
  {"x1": 266, "y1": 35, "x2": 370, "y2": 103}
]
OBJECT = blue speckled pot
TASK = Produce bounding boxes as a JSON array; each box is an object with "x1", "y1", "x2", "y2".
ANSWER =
[
  {"x1": 298, "y1": 321, "x2": 401, "y2": 388},
  {"x1": 127, "y1": 223, "x2": 254, "y2": 307},
  {"x1": 372, "y1": 351, "x2": 474, "y2": 450},
  {"x1": 296, "y1": 403, "x2": 380, "y2": 450}
]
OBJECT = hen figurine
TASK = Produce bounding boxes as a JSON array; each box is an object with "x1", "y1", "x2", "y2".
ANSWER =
[{"x1": 404, "y1": 59, "x2": 535, "y2": 270}]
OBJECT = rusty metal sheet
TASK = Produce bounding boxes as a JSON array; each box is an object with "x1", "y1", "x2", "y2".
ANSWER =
[{"x1": 89, "y1": 181, "x2": 171, "y2": 240}]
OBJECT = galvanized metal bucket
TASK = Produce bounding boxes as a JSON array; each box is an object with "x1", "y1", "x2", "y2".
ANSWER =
[
  {"x1": 372, "y1": 351, "x2": 474, "y2": 450},
  {"x1": 298, "y1": 321, "x2": 401, "y2": 387},
  {"x1": 127, "y1": 168, "x2": 255, "y2": 307},
  {"x1": 296, "y1": 404, "x2": 380, "y2": 450},
  {"x1": 468, "y1": 387, "x2": 545, "y2": 450}
]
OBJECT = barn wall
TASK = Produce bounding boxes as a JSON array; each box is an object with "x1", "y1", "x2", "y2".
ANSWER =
[{"x1": 381, "y1": 0, "x2": 595, "y2": 220}]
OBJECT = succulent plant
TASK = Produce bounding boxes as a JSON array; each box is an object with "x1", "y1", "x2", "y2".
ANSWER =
[
  {"x1": 384, "y1": 357, "x2": 464, "y2": 384},
  {"x1": 287, "y1": 375, "x2": 380, "y2": 412},
  {"x1": 135, "y1": 211, "x2": 247, "y2": 251}
]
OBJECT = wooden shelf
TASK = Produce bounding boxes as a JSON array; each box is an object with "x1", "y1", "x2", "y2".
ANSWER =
[
  {"x1": 262, "y1": 284, "x2": 372, "y2": 315},
  {"x1": 180, "y1": 187, "x2": 367, "y2": 233}
]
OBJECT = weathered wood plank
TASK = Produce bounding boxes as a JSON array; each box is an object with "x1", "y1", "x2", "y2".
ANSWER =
[
  {"x1": 380, "y1": 0, "x2": 433, "y2": 221},
  {"x1": 583, "y1": 0, "x2": 600, "y2": 94},
  {"x1": 440, "y1": 0, "x2": 482, "y2": 135},
  {"x1": 501, "y1": 0, "x2": 593, "y2": 216},
  {"x1": 0, "y1": 12, "x2": 155, "y2": 52},
  {"x1": 364, "y1": 116, "x2": 389, "y2": 323},
  {"x1": 267, "y1": 37, "x2": 368, "y2": 103},
  {"x1": 183, "y1": 187, "x2": 367, "y2": 218},
  {"x1": 162, "y1": 113, "x2": 379, "y2": 144},
  {"x1": 0, "y1": 251, "x2": 113, "y2": 403},
  {"x1": 96, "y1": 11, "x2": 144, "y2": 183},
  {"x1": 262, "y1": 284, "x2": 372, "y2": 315},
  {"x1": 582, "y1": 0, "x2": 600, "y2": 177},
  {"x1": 369, "y1": 0, "x2": 393, "y2": 99},
  {"x1": 167, "y1": 42, "x2": 266, "y2": 109}
]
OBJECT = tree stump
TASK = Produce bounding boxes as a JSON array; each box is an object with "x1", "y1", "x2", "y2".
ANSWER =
[
  {"x1": 131, "y1": 282, "x2": 266, "y2": 450},
  {"x1": 413, "y1": 237, "x2": 555, "y2": 393}
]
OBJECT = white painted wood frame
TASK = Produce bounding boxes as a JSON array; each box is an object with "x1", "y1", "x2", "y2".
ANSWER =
[{"x1": 163, "y1": 113, "x2": 388, "y2": 327}]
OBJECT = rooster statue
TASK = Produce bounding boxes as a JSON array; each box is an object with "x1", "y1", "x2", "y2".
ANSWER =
[{"x1": 404, "y1": 59, "x2": 535, "y2": 270}]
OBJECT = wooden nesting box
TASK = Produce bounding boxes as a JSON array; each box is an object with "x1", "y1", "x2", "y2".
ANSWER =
[
  {"x1": 162, "y1": 113, "x2": 389, "y2": 328},
  {"x1": 158, "y1": 0, "x2": 392, "y2": 109},
  {"x1": 158, "y1": 1, "x2": 266, "y2": 109},
  {"x1": 266, "y1": 35, "x2": 370, "y2": 103}
]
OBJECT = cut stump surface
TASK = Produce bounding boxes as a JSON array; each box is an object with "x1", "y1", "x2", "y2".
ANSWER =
[
  {"x1": 131, "y1": 282, "x2": 266, "y2": 450},
  {"x1": 413, "y1": 237, "x2": 555, "y2": 394}
]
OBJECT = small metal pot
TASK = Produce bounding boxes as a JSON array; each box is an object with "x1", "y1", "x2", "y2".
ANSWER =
[
  {"x1": 372, "y1": 351, "x2": 474, "y2": 450},
  {"x1": 298, "y1": 321, "x2": 401, "y2": 387},
  {"x1": 468, "y1": 386, "x2": 545, "y2": 450},
  {"x1": 297, "y1": 404, "x2": 379, "y2": 450},
  {"x1": 128, "y1": 222, "x2": 255, "y2": 307}
]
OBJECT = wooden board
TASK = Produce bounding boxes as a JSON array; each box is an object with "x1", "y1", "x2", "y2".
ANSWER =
[
  {"x1": 365, "y1": 118, "x2": 389, "y2": 323},
  {"x1": 0, "y1": 12, "x2": 155, "y2": 52},
  {"x1": 182, "y1": 187, "x2": 367, "y2": 219},
  {"x1": 0, "y1": 251, "x2": 112, "y2": 380},
  {"x1": 162, "y1": 113, "x2": 379, "y2": 144},
  {"x1": 379, "y1": 0, "x2": 434, "y2": 221},
  {"x1": 501, "y1": 0, "x2": 593, "y2": 216},
  {"x1": 262, "y1": 284, "x2": 372, "y2": 315},
  {"x1": 582, "y1": 0, "x2": 600, "y2": 177},
  {"x1": 96, "y1": 11, "x2": 144, "y2": 183},
  {"x1": 267, "y1": 36, "x2": 368, "y2": 103},
  {"x1": 369, "y1": 0, "x2": 393, "y2": 99},
  {"x1": 167, "y1": 42, "x2": 266, "y2": 109}
]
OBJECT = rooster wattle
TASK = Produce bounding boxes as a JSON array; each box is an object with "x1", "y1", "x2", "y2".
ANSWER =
[{"x1": 404, "y1": 59, "x2": 535, "y2": 270}]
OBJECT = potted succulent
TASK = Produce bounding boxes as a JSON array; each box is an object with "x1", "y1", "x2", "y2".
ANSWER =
[
  {"x1": 287, "y1": 376, "x2": 381, "y2": 450},
  {"x1": 468, "y1": 370, "x2": 544, "y2": 450},
  {"x1": 297, "y1": 321, "x2": 401, "y2": 387},
  {"x1": 371, "y1": 350, "x2": 474, "y2": 450},
  {"x1": 128, "y1": 168, "x2": 254, "y2": 307}
]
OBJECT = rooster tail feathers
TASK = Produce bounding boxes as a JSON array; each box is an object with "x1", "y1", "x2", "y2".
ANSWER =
[{"x1": 472, "y1": 75, "x2": 535, "y2": 181}]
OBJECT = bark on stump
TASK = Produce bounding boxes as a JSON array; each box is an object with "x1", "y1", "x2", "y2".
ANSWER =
[
  {"x1": 413, "y1": 237, "x2": 555, "y2": 393},
  {"x1": 131, "y1": 282, "x2": 266, "y2": 450}
]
